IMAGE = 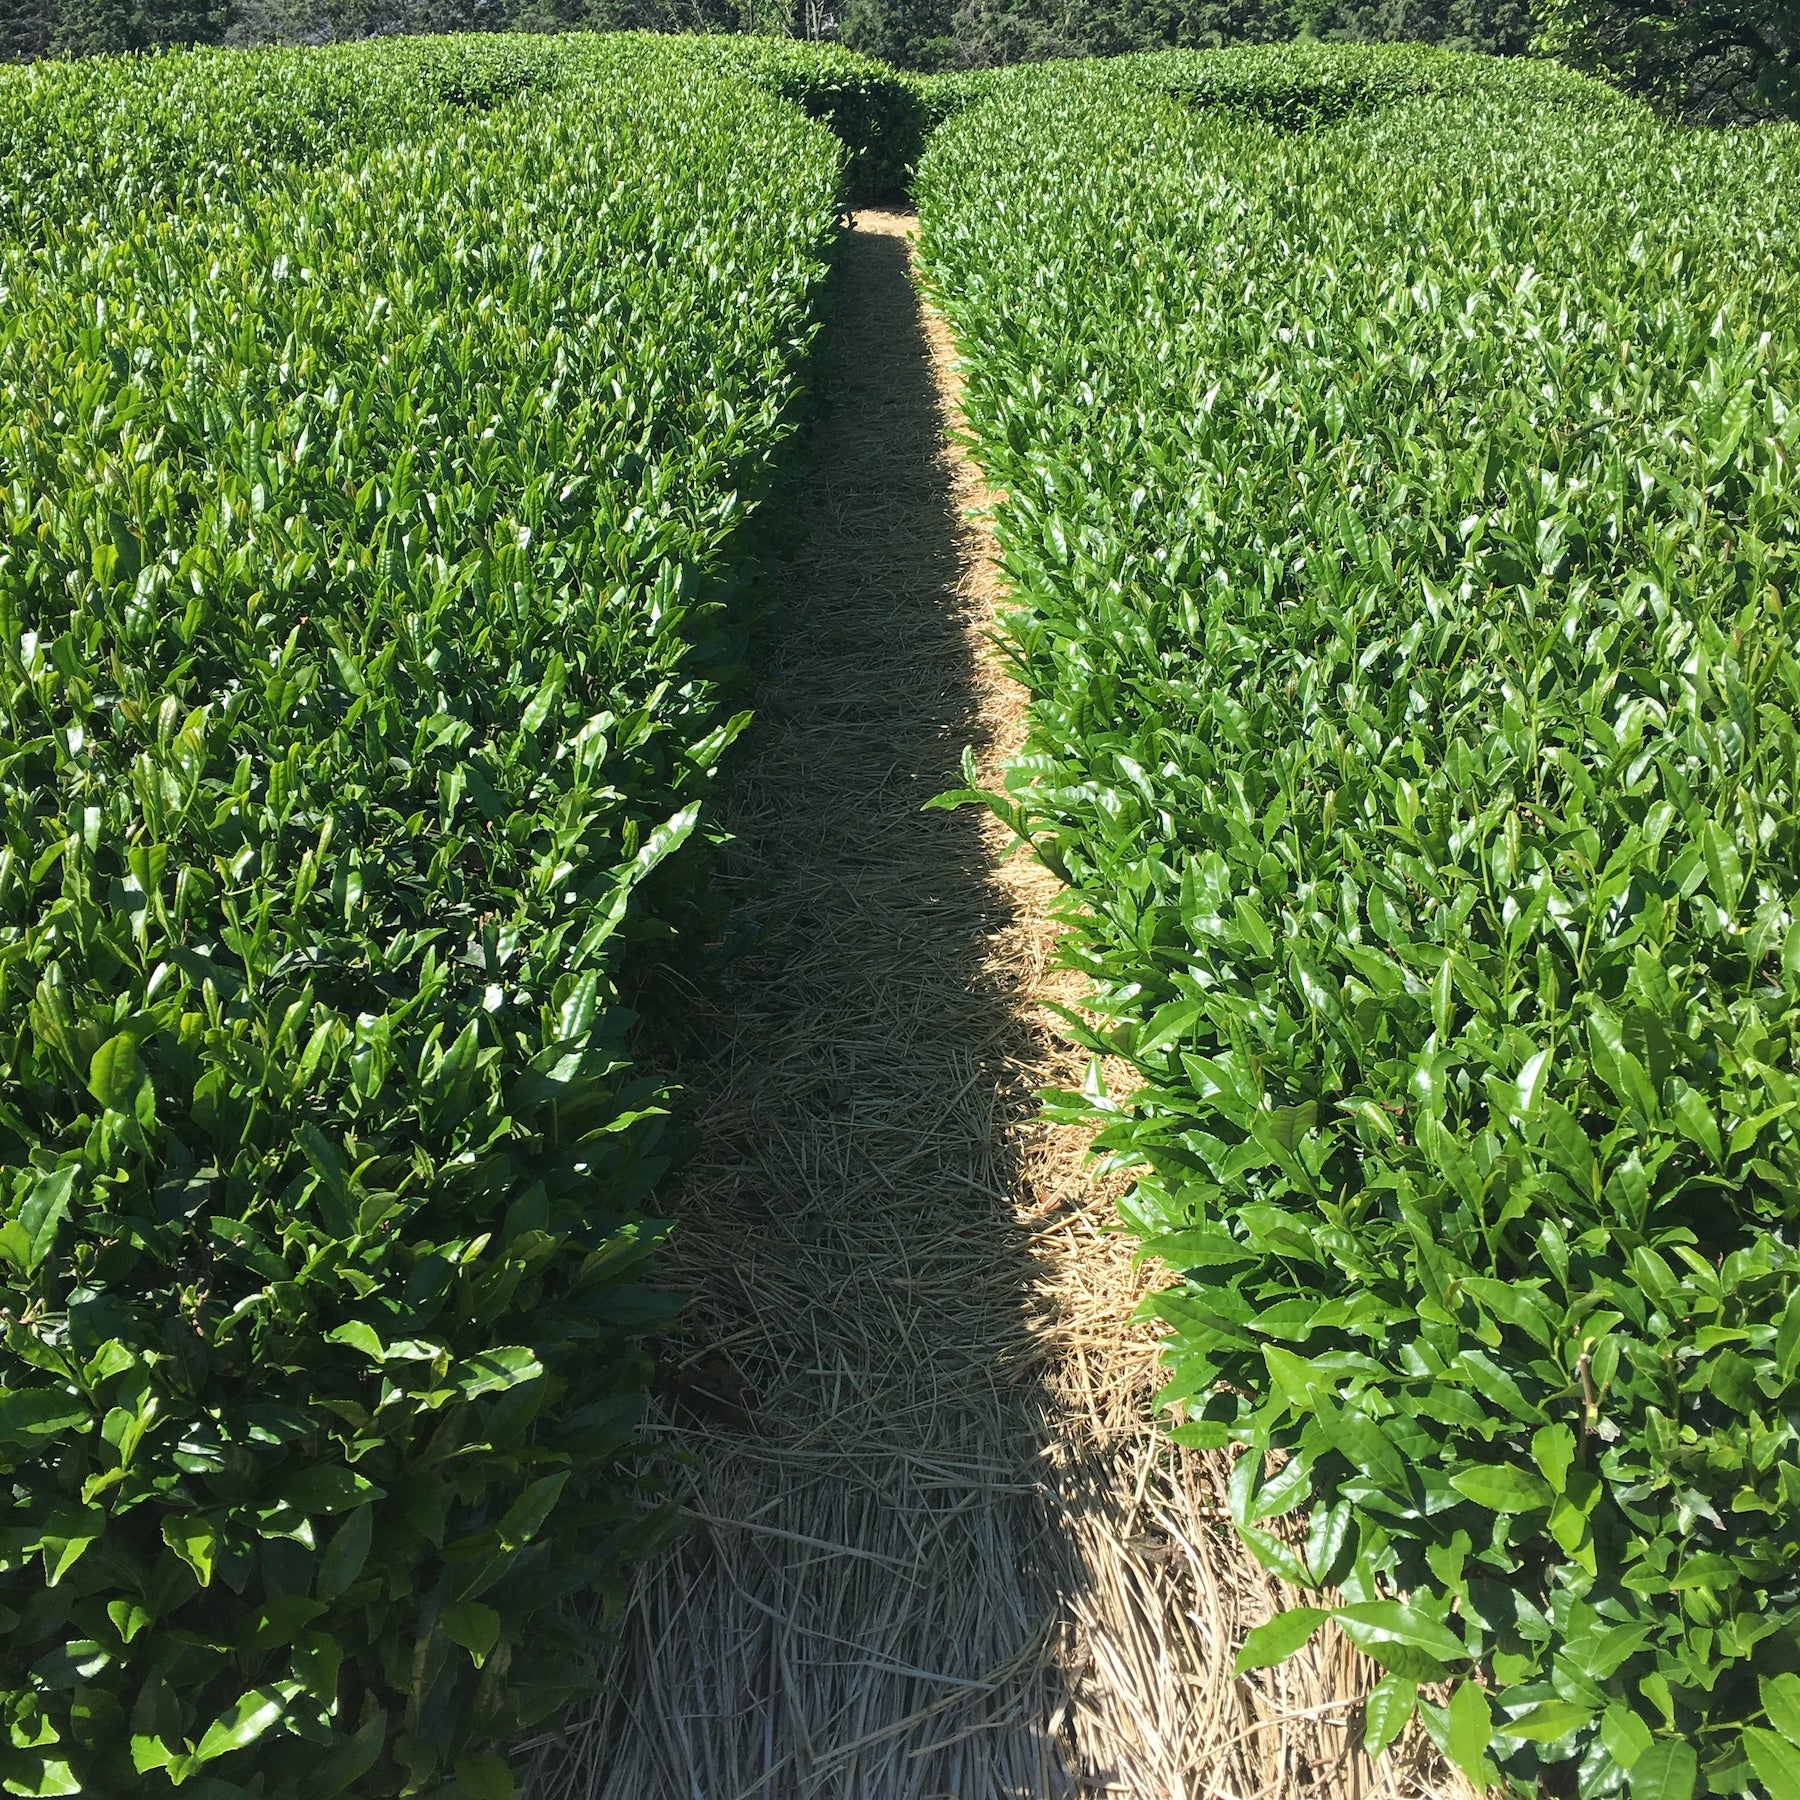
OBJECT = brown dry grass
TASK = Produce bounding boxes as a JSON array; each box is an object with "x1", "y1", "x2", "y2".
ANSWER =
[{"x1": 523, "y1": 210, "x2": 1465, "y2": 1800}]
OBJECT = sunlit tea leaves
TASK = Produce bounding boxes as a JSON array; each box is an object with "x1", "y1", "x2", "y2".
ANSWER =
[{"x1": 918, "y1": 44, "x2": 1800, "y2": 1797}]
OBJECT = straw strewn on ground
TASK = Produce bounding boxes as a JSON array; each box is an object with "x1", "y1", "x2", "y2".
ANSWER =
[{"x1": 525, "y1": 209, "x2": 1461, "y2": 1800}]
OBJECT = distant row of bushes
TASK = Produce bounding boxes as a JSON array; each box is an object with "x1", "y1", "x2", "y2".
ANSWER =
[{"x1": 6, "y1": 0, "x2": 1794, "y2": 131}]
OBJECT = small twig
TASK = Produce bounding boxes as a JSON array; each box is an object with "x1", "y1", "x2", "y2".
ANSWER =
[{"x1": 1577, "y1": 1348, "x2": 1597, "y2": 1462}]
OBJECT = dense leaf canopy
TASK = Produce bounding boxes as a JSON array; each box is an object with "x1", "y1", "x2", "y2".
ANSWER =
[
  {"x1": 918, "y1": 42, "x2": 1800, "y2": 1794},
  {"x1": 0, "y1": 32, "x2": 840, "y2": 1797},
  {"x1": 1538, "y1": 0, "x2": 1800, "y2": 120}
]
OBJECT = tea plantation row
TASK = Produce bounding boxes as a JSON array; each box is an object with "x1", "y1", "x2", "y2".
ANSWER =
[
  {"x1": 917, "y1": 49, "x2": 1800, "y2": 1800},
  {"x1": 0, "y1": 34, "x2": 843, "y2": 1799},
  {"x1": 7, "y1": 28, "x2": 1800, "y2": 1800}
]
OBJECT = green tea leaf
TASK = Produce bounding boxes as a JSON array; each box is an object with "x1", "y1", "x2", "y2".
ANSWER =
[
  {"x1": 442, "y1": 1600, "x2": 503, "y2": 1664},
  {"x1": 451, "y1": 1345, "x2": 544, "y2": 1399},
  {"x1": 0, "y1": 1387, "x2": 87, "y2": 1448},
  {"x1": 1530, "y1": 1425, "x2": 1576, "y2": 1495},
  {"x1": 1765, "y1": 1675, "x2": 1800, "y2": 1747},
  {"x1": 1363, "y1": 1675, "x2": 1417, "y2": 1759},
  {"x1": 1629, "y1": 1739, "x2": 1697, "y2": 1800},
  {"x1": 454, "y1": 1753, "x2": 517, "y2": 1800},
  {"x1": 281, "y1": 1465, "x2": 382, "y2": 1514},
  {"x1": 1445, "y1": 1680, "x2": 1492, "y2": 1784},
  {"x1": 1515, "y1": 1048, "x2": 1552, "y2": 1118},
  {"x1": 1333, "y1": 1601, "x2": 1464, "y2": 1666},
  {"x1": 1746, "y1": 1729, "x2": 1800, "y2": 1800},
  {"x1": 316, "y1": 1506, "x2": 374, "y2": 1604},
  {"x1": 161, "y1": 1515, "x2": 217, "y2": 1587},
  {"x1": 497, "y1": 1472, "x2": 568, "y2": 1549},
  {"x1": 1601, "y1": 1703, "x2": 1654, "y2": 1767},
  {"x1": 1232, "y1": 1606, "x2": 1327, "y2": 1674},
  {"x1": 1448, "y1": 1464, "x2": 1554, "y2": 1512},
  {"x1": 1667, "y1": 1083, "x2": 1723, "y2": 1165},
  {"x1": 196, "y1": 1685, "x2": 289, "y2": 1763},
  {"x1": 86, "y1": 1033, "x2": 142, "y2": 1112},
  {"x1": 1503, "y1": 1699, "x2": 1593, "y2": 1742},
  {"x1": 17, "y1": 1166, "x2": 77, "y2": 1274}
]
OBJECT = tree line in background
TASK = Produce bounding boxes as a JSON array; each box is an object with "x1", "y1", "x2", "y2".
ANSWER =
[
  {"x1": 2, "y1": 0, "x2": 740, "y2": 67},
  {"x1": 0, "y1": 0, "x2": 1535, "y2": 65},
  {"x1": 1538, "y1": 0, "x2": 1796, "y2": 121},
  {"x1": 0, "y1": 0, "x2": 1794, "y2": 156},
  {"x1": 848, "y1": 0, "x2": 1534, "y2": 79}
]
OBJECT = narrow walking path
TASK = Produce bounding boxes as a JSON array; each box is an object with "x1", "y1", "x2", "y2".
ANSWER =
[
  {"x1": 527, "y1": 212, "x2": 1443, "y2": 1800},
  {"x1": 546, "y1": 205, "x2": 1073, "y2": 1800}
]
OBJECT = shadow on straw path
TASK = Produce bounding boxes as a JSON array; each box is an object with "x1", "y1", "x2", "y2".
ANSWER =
[
  {"x1": 527, "y1": 208, "x2": 1074, "y2": 1800},
  {"x1": 523, "y1": 211, "x2": 1456, "y2": 1800}
]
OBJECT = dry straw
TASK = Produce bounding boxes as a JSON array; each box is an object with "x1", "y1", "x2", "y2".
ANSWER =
[{"x1": 524, "y1": 210, "x2": 1469, "y2": 1800}]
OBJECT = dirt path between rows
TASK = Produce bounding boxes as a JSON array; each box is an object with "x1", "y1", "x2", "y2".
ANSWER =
[{"x1": 526, "y1": 210, "x2": 1443, "y2": 1800}]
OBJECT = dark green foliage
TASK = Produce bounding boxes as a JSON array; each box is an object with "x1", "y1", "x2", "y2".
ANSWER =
[
  {"x1": 1320, "y1": 0, "x2": 1531, "y2": 53},
  {"x1": 839, "y1": 0, "x2": 953, "y2": 77},
  {"x1": 918, "y1": 45, "x2": 1800, "y2": 1797},
  {"x1": 573, "y1": 0, "x2": 739, "y2": 33},
  {"x1": 839, "y1": 0, "x2": 1535, "y2": 73},
  {"x1": 45, "y1": 0, "x2": 132, "y2": 51},
  {"x1": 0, "y1": 35, "x2": 839, "y2": 1797},
  {"x1": 1538, "y1": 0, "x2": 1800, "y2": 121},
  {"x1": 939, "y1": 0, "x2": 1533, "y2": 70},
  {"x1": 220, "y1": 0, "x2": 581, "y2": 50},
  {"x1": 0, "y1": 0, "x2": 50, "y2": 57},
  {"x1": 38, "y1": 0, "x2": 218, "y2": 54},
  {"x1": 0, "y1": 0, "x2": 1527, "y2": 100},
  {"x1": 665, "y1": 33, "x2": 935, "y2": 194}
]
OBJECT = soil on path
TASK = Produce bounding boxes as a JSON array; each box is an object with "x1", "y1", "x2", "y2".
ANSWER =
[{"x1": 526, "y1": 211, "x2": 1442, "y2": 1800}]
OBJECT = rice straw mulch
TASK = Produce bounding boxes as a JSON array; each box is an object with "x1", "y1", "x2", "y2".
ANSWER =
[{"x1": 524, "y1": 209, "x2": 1466, "y2": 1800}]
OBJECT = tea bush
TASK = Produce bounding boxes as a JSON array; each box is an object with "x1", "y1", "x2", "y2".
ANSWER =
[
  {"x1": 1116, "y1": 36, "x2": 1631, "y2": 123},
  {"x1": 0, "y1": 35, "x2": 570, "y2": 241},
  {"x1": 919, "y1": 50, "x2": 1800, "y2": 1798},
  {"x1": 0, "y1": 37, "x2": 838, "y2": 1799},
  {"x1": 672, "y1": 34, "x2": 932, "y2": 199}
]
